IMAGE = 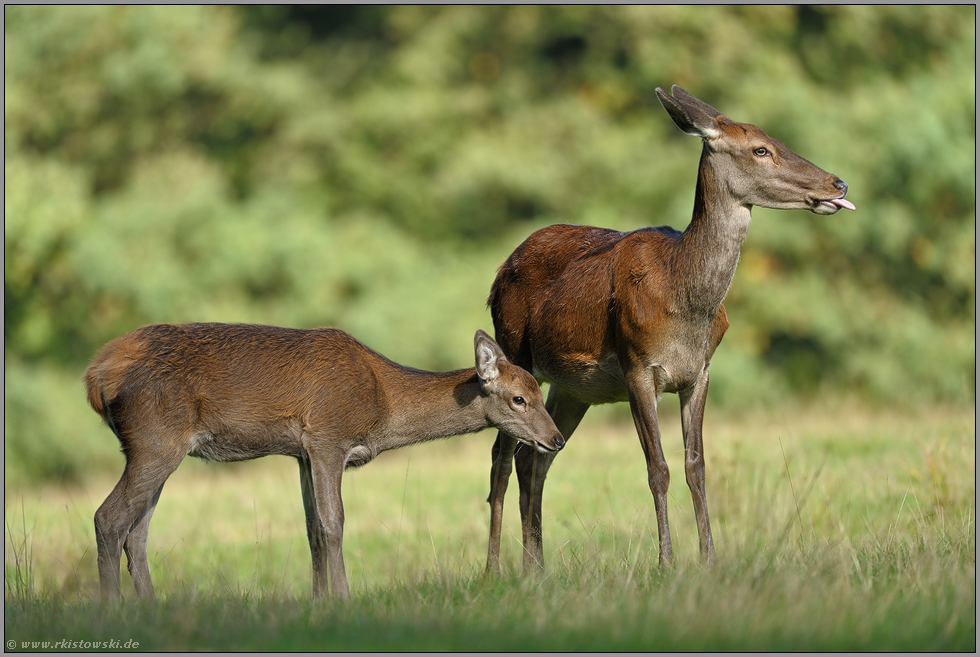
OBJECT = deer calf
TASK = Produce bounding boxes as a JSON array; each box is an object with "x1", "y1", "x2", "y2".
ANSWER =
[
  {"x1": 485, "y1": 85, "x2": 855, "y2": 574},
  {"x1": 85, "y1": 323, "x2": 563, "y2": 601}
]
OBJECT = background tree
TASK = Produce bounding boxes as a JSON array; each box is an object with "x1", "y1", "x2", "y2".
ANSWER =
[{"x1": 4, "y1": 5, "x2": 975, "y2": 484}]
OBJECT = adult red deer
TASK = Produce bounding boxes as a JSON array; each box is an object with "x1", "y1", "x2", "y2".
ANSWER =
[
  {"x1": 484, "y1": 85, "x2": 854, "y2": 573},
  {"x1": 85, "y1": 323, "x2": 563, "y2": 601}
]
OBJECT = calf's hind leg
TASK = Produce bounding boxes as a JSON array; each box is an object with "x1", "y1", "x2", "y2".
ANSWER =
[
  {"x1": 122, "y1": 482, "x2": 166, "y2": 599},
  {"x1": 95, "y1": 438, "x2": 184, "y2": 601}
]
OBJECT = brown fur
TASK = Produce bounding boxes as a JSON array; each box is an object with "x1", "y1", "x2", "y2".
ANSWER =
[
  {"x1": 86, "y1": 323, "x2": 563, "y2": 601},
  {"x1": 484, "y1": 85, "x2": 853, "y2": 573}
]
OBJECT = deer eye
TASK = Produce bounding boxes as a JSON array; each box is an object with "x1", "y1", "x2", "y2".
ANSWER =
[
  {"x1": 753, "y1": 147, "x2": 770, "y2": 157},
  {"x1": 512, "y1": 396, "x2": 526, "y2": 407}
]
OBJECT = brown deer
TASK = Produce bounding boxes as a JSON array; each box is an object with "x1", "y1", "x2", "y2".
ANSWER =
[
  {"x1": 484, "y1": 85, "x2": 854, "y2": 574},
  {"x1": 85, "y1": 323, "x2": 564, "y2": 601}
]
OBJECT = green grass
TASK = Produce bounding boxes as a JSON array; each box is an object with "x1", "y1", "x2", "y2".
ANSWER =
[{"x1": 5, "y1": 403, "x2": 975, "y2": 651}]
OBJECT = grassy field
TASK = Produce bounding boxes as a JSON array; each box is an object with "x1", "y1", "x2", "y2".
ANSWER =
[{"x1": 4, "y1": 402, "x2": 975, "y2": 651}]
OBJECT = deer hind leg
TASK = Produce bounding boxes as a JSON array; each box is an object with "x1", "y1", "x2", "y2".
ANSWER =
[
  {"x1": 515, "y1": 386, "x2": 589, "y2": 573},
  {"x1": 95, "y1": 443, "x2": 184, "y2": 601},
  {"x1": 122, "y1": 482, "x2": 166, "y2": 599},
  {"x1": 485, "y1": 431, "x2": 517, "y2": 575},
  {"x1": 680, "y1": 370, "x2": 716, "y2": 563}
]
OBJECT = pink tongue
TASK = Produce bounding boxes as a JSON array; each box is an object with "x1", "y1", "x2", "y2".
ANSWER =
[{"x1": 831, "y1": 198, "x2": 856, "y2": 211}]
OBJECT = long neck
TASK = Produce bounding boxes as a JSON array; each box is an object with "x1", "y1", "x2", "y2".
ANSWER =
[
  {"x1": 677, "y1": 147, "x2": 752, "y2": 314},
  {"x1": 377, "y1": 366, "x2": 488, "y2": 452}
]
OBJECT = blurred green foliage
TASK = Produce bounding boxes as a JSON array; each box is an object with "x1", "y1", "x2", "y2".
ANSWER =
[{"x1": 4, "y1": 6, "x2": 975, "y2": 484}]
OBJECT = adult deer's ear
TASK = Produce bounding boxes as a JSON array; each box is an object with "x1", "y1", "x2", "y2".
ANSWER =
[
  {"x1": 474, "y1": 329, "x2": 504, "y2": 390},
  {"x1": 656, "y1": 85, "x2": 723, "y2": 140}
]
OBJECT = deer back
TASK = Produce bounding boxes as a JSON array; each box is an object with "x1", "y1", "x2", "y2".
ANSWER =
[
  {"x1": 490, "y1": 223, "x2": 723, "y2": 399},
  {"x1": 85, "y1": 323, "x2": 388, "y2": 461}
]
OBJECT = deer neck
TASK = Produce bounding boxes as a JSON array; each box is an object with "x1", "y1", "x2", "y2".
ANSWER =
[
  {"x1": 380, "y1": 368, "x2": 488, "y2": 451},
  {"x1": 676, "y1": 147, "x2": 752, "y2": 315}
]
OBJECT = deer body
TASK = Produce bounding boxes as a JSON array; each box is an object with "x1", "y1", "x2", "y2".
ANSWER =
[
  {"x1": 86, "y1": 323, "x2": 563, "y2": 601},
  {"x1": 485, "y1": 85, "x2": 854, "y2": 573}
]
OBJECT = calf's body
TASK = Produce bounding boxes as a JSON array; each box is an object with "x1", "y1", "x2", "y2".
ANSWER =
[{"x1": 86, "y1": 323, "x2": 563, "y2": 601}]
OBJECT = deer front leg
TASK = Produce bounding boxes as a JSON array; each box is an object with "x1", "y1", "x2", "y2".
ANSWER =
[
  {"x1": 680, "y1": 369, "x2": 716, "y2": 563},
  {"x1": 486, "y1": 432, "x2": 517, "y2": 575},
  {"x1": 303, "y1": 447, "x2": 350, "y2": 600},
  {"x1": 626, "y1": 370, "x2": 674, "y2": 566},
  {"x1": 299, "y1": 457, "x2": 329, "y2": 597}
]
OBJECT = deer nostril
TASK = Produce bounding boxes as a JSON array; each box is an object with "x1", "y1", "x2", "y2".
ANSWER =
[
  {"x1": 834, "y1": 180, "x2": 848, "y2": 194},
  {"x1": 554, "y1": 433, "x2": 565, "y2": 450}
]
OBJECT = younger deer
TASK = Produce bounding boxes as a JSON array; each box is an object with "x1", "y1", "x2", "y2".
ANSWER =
[
  {"x1": 85, "y1": 323, "x2": 563, "y2": 601},
  {"x1": 485, "y1": 85, "x2": 854, "y2": 574}
]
